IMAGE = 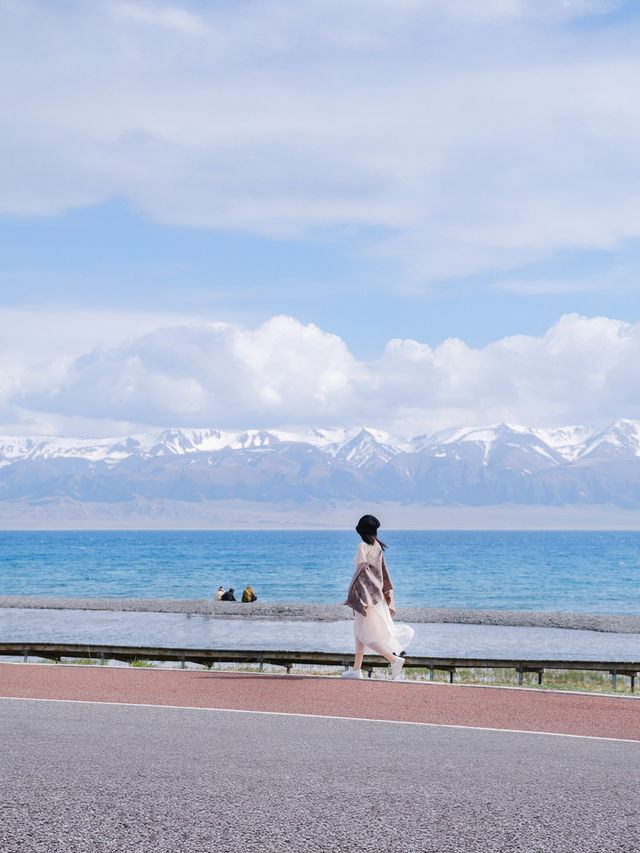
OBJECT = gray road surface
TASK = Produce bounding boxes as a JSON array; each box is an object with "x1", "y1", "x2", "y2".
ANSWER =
[{"x1": 1, "y1": 698, "x2": 639, "y2": 853}]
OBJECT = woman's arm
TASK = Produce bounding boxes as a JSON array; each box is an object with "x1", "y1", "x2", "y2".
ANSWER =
[
  {"x1": 381, "y1": 553, "x2": 396, "y2": 616},
  {"x1": 354, "y1": 541, "x2": 368, "y2": 567}
]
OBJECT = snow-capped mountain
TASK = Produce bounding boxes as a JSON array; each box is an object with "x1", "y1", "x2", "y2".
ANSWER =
[{"x1": 1, "y1": 420, "x2": 640, "y2": 513}]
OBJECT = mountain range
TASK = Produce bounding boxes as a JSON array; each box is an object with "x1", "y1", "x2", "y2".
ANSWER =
[{"x1": 1, "y1": 420, "x2": 640, "y2": 522}]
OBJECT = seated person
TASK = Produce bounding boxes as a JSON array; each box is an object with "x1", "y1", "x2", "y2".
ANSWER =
[
  {"x1": 213, "y1": 586, "x2": 225, "y2": 601},
  {"x1": 221, "y1": 588, "x2": 236, "y2": 601},
  {"x1": 242, "y1": 585, "x2": 257, "y2": 602}
]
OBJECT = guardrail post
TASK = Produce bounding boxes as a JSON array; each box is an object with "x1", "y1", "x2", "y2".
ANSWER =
[
  {"x1": 449, "y1": 669, "x2": 455, "y2": 684},
  {"x1": 631, "y1": 673, "x2": 636, "y2": 693},
  {"x1": 258, "y1": 655, "x2": 264, "y2": 673},
  {"x1": 429, "y1": 666, "x2": 434, "y2": 681},
  {"x1": 180, "y1": 656, "x2": 185, "y2": 670},
  {"x1": 610, "y1": 669, "x2": 617, "y2": 690},
  {"x1": 517, "y1": 663, "x2": 523, "y2": 686},
  {"x1": 22, "y1": 647, "x2": 28, "y2": 663}
]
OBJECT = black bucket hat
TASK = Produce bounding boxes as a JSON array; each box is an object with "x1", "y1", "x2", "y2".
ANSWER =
[{"x1": 356, "y1": 514, "x2": 380, "y2": 537}]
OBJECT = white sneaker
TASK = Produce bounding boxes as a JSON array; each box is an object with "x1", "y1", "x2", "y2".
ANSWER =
[
  {"x1": 341, "y1": 668, "x2": 364, "y2": 679},
  {"x1": 390, "y1": 655, "x2": 405, "y2": 681}
]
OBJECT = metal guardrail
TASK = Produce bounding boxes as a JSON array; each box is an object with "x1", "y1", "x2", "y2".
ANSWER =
[{"x1": 1, "y1": 642, "x2": 638, "y2": 691}]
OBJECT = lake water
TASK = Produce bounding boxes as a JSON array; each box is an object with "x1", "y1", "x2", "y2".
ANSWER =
[
  {"x1": 0, "y1": 530, "x2": 639, "y2": 614},
  {"x1": 2, "y1": 607, "x2": 640, "y2": 660}
]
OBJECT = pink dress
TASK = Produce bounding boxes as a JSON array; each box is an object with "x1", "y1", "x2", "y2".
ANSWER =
[{"x1": 346, "y1": 541, "x2": 414, "y2": 657}]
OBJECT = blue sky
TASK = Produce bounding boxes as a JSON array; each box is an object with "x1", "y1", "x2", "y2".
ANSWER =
[
  {"x1": 2, "y1": 200, "x2": 640, "y2": 358},
  {"x1": 1, "y1": 0, "x2": 640, "y2": 436}
]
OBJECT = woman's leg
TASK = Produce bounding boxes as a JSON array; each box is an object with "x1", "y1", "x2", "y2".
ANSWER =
[
  {"x1": 366, "y1": 641, "x2": 398, "y2": 666},
  {"x1": 354, "y1": 644, "x2": 396, "y2": 669}
]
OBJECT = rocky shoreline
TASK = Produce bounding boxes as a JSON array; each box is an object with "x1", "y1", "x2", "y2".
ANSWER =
[{"x1": 1, "y1": 596, "x2": 639, "y2": 634}]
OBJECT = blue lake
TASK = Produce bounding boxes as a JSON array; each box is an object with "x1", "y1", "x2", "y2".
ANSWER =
[{"x1": 0, "y1": 530, "x2": 639, "y2": 614}]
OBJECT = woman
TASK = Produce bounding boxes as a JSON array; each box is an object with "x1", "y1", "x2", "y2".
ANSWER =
[
  {"x1": 342, "y1": 515, "x2": 414, "y2": 680},
  {"x1": 242, "y1": 585, "x2": 257, "y2": 602}
]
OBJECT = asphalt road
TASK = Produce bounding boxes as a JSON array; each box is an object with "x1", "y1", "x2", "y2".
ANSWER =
[{"x1": 2, "y1": 697, "x2": 639, "y2": 853}]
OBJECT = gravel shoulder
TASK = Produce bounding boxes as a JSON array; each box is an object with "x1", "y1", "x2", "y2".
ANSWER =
[{"x1": 1, "y1": 595, "x2": 639, "y2": 633}]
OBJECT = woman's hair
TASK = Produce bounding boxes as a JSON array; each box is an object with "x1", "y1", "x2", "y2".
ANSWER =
[{"x1": 356, "y1": 514, "x2": 386, "y2": 550}]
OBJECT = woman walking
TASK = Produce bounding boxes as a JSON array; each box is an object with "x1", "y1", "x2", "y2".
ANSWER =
[{"x1": 342, "y1": 515, "x2": 414, "y2": 680}]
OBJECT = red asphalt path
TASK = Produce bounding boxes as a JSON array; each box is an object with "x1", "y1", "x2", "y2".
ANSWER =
[{"x1": 1, "y1": 662, "x2": 639, "y2": 741}]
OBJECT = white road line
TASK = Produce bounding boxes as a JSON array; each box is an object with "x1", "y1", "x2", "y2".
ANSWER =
[{"x1": 1, "y1": 694, "x2": 639, "y2": 744}]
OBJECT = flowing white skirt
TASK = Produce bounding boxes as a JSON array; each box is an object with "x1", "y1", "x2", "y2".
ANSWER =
[{"x1": 353, "y1": 600, "x2": 415, "y2": 656}]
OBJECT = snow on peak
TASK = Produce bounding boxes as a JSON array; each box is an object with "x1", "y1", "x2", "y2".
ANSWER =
[
  {"x1": 231, "y1": 431, "x2": 279, "y2": 450},
  {"x1": 577, "y1": 419, "x2": 640, "y2": 459},
  {"x1": 1, "y1": 419, "x2": 640, "y2": 466},
  {"x1": 322, "y1": 427, "x2": 404, "y2": 467}
]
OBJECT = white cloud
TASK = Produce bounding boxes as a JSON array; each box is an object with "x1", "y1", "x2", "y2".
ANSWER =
[
  {"x1": 3, "y1": 312, "x2": 640, "y2": 436},
  {"x1": 490, "y1": 279, "x2": 587, "y2": 295},
  {"x1": 110, "y1": 3, "x2": 208, "y2": 34},
  {"x1": 5, "y1": 314, "x2": 363, "y2": 431},
  {"x1": 1, "y1": 0, "x2": 639, "y2": 286},
  {"x1": 0, "y1": 306, "x2": 209, "y2": 434}
]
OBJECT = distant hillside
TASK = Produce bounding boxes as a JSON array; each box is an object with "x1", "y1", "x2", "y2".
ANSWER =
[{"x1": 1, "y1": 420, "x2": 640, "y2": 528}]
